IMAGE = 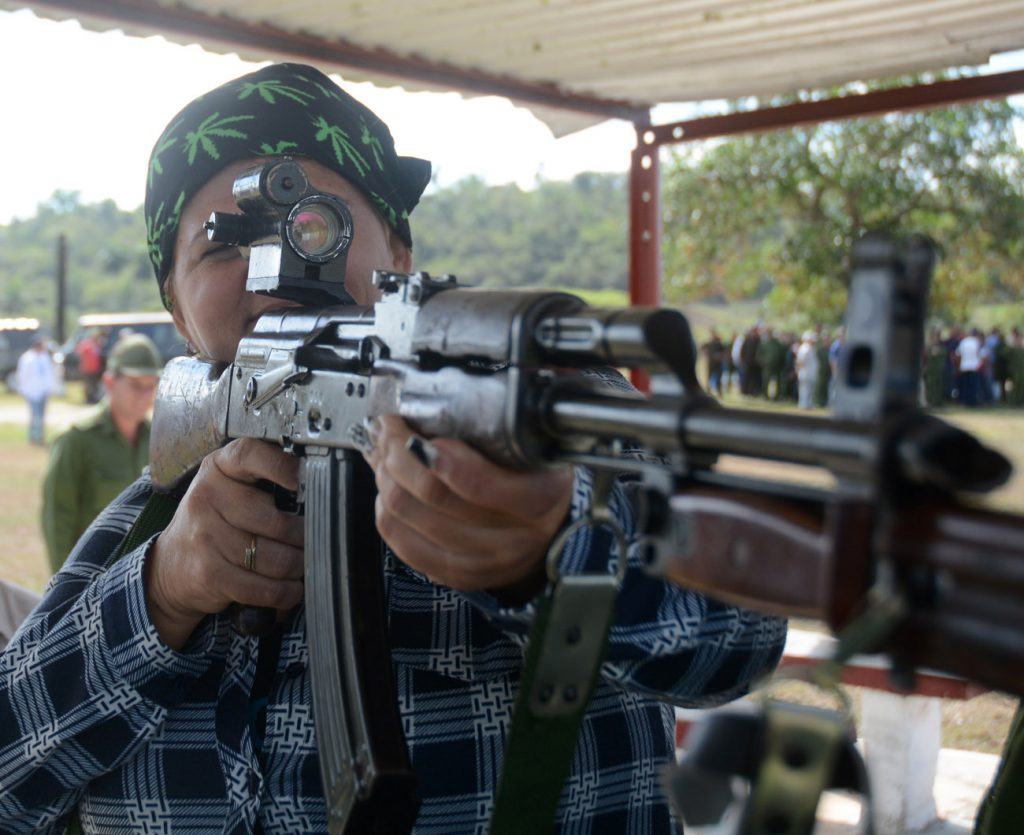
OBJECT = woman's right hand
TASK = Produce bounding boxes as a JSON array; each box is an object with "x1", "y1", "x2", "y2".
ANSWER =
[{"x1": 145, "y1": 438, "x2": 306, "y2": 650}]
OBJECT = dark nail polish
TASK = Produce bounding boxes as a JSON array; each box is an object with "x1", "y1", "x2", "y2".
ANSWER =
[{"x1": 406, "y1": 436, "x2": 438, "y2": 468}]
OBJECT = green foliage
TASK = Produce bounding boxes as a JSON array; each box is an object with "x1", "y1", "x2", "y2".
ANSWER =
[
  {"x1": 413, "y1": 173, "x2": 628, "y2": 290},
  {"x1": 662, "y1": 73, "x2": 1024, "y2": 324},
  {"x1": 0, "y1": 193, "x2": 158, "y2": 332},
  {"x1": 0, "y1": 172, "x2": 629, "y2": 334}
]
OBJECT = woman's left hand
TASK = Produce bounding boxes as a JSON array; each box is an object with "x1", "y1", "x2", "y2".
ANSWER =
[{"x1": 365, "y1": 415, "x2": 574, "y2": 603}]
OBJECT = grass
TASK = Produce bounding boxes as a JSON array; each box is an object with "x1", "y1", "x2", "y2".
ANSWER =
[
  {"x1": 778, "y1": 619, "x2": 1018, "y2": 755},
  {"x1": 0, "y1": 385, "x2": 1019, "y2": 753},
  {"x1": 0, "y1": 434, "x2": 52, "y2": 592}
]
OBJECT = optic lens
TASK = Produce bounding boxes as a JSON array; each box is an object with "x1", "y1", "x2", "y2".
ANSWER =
[
  {"x1": 285, "y1": 194, "x2": 354, "y2": 265},
  {"x1": 291, "y1": 206, "x2": 340, "y2": 257}
]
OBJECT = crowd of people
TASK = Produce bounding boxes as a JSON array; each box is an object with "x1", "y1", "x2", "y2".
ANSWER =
[
  {"x1": 922, "y1": 325, "x2": 1024, "y2": 408},
  {"x1": 700, "y1": 322, "x2": 1024, "y2": 410},
  {"x1": 700, "y1": 325, "x2": 844, "y2": 409}
]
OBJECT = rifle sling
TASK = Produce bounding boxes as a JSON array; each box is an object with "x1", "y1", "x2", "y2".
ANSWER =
[
  {"x1": 113, "y1": 487, "x2": 181, "y2": 560},
  {"x1": 741, "y1": 702, "x2": 859, "y2": 835},
  {"x1": 489, "y1": 573, "x2": 618, "y2": 835}
]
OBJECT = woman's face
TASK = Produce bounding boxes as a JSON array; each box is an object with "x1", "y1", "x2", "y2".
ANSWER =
[{"x1": 167, "y1": 157, "x2": 411, "y2": 364}]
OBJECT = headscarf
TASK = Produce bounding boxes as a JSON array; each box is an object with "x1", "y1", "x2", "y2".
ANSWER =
[{"x1": 144, "y1": 63, "x2": 432, "y2": 306}]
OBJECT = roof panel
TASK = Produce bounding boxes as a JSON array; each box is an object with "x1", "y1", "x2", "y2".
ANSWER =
[{"x1": 5, "y1": 0, "x2": 1024, "y2": 135}]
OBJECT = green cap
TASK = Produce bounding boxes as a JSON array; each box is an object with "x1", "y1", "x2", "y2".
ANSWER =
[{"x1": 107, "y1": 334, "x2": 162, "y2": 377}]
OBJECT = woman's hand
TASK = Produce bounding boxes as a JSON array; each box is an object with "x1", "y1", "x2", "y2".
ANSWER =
[
  {"x1": 146, "y1": 438, "x2": 306, "y2": 650},
  {"x1": 365, "y1": 415, "x2": 574, "y2": 604}
]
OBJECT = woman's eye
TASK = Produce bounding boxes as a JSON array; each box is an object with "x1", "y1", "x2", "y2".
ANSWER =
[{"x1": 202, "y1": 244, "x2": 240, "y2": 261}]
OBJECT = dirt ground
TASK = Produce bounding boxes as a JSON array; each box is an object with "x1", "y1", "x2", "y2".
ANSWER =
[{"x1": 0, "y1": 388, "x2": 1018, "y2": 755}]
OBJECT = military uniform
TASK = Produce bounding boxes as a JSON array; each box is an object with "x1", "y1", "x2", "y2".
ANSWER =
[
  {"x1": 814, "y1": 341, "x2": 832, "y2": 407},
  {"x1": 757, "y1": 336, "x2": 787, "y2": 400},
  {"x1": 41, "y1": 401, "x2": 151, "y2": 572},
  {"x1": 40, "y1": 333, "x2": 161, "y2": 573},
  {"x1": 1007, "y1": 344, "x2": 1024, "y2": 407},
  {"x1": 924, "y1": 342, "x2": 947, "y2": 407}
]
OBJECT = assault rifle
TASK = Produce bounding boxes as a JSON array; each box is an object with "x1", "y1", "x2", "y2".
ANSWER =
[{"x1": 149, "y1": 159, "x2": 1024, "y2": 833}]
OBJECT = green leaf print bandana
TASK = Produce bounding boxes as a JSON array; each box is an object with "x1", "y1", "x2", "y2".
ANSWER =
[{"x1": 144, "y1": 62, "x2": 431, "y2": 306}]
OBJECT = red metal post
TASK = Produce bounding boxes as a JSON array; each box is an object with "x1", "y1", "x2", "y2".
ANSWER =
[
  {"x1": 628, "y1": 122, "x2": 660, "y2": 391},
  {"x1": 628, "y1": 122, "x2": 661, "y2": 308}
]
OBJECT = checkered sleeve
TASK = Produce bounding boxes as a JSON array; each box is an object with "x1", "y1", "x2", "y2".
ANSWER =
[
  {"x1": 467, "y1": 466, "x2": 786, "y2": 708},
  {"x1": 0, "y1": 477, "x2": 222, "y2": 833},
  {"x1": 465, "y1": 368, "x2": 787, "y2": 710}
]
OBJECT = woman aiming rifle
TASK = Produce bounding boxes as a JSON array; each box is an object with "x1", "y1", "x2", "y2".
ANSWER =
[{"x1": 0, "y1": 63, "x2": 785, "y2": 834}]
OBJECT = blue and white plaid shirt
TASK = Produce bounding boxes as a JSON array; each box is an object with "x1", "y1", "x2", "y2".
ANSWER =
[{"x1": 1, "y1": 462, "x2": 785, "y2": 834}]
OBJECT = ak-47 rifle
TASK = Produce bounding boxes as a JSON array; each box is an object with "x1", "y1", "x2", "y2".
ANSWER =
[{"x1": 149, "y1": 159, "x2": 1024, "y2": 834}]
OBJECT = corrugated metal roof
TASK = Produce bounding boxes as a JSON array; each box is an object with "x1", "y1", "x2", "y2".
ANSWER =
[{"x1": 7, "y1": 0, "x2": 1024, "y2": 134}]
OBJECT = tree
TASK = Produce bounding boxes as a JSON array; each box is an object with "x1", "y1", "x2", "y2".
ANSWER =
[
  {"x1": 0, "y1": 200, "x2": 158, "y2": 328},
  {"x1": 661, "y1": 74, "x2": 1024, "y2": 325},
  {"x1": 412, "y1": 173, "x2": 628, "y2": 291}
]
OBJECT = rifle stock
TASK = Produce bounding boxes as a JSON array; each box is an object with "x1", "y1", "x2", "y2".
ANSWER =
[{"x1": 149, "y1": 356, "x2": 231, "y2": 490}]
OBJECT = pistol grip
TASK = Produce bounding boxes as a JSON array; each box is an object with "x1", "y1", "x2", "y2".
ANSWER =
[{"x1": 231, "y1": 604, "x2": 277, "y2": 636}]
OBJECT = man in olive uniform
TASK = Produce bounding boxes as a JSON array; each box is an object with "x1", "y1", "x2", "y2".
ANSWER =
[
  {"x1": 757, "y1": 327, "x2": 787, "y2": 401},
  {"x1": 41, "y1": 334, "x2": 162, "y2": 572},
  {"x1": 813, "y1": 330, "x2": 832, "y2": 408},
  {"x1": 923, "y1": 328, "x2": 947, "y2": 407},
  {"x1": 1006, "y1": 329, "x2": 1024, "y2": 407}
]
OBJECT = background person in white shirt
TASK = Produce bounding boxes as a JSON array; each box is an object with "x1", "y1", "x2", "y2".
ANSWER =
[
  {"x1": 956, "y1": 328, "x2": 984, "y2": 406},
  {"x1": 15, "y1": 336, "x2": 54, "y2": 445},
  {"x1": 795, "y1": 330, "x2": 820, "y2": 409}
]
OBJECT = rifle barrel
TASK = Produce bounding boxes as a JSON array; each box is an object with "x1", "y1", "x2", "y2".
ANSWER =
[{"x1": 546, "y1": 393, "x2": 878, "y2": 478}]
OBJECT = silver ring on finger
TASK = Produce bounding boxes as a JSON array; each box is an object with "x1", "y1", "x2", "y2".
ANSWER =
[{"x1": 243, "y1": 535, "x2": 258, "y2": 572}]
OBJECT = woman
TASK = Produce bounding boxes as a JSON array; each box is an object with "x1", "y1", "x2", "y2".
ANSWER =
[{"x1": 0, "y1": 63, "x2": 785, "y2": 834}]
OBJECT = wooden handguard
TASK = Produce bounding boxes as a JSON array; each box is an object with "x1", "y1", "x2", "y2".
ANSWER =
[{"x1": 650, "y1": 487, "x2": 1024, "y2": 697}]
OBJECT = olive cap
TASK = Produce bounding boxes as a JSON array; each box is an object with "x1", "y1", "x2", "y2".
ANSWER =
[{"x1": 107, "y1": 334, "x2": 162, "y2": 377}]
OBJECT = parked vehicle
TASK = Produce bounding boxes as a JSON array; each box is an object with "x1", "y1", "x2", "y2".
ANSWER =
[
  {"x1": 0, "y1": 318, "x2": 46, "y2": 391},
  {"x1": 57, "y1": 311, "x2": 186, "y2": 382}
]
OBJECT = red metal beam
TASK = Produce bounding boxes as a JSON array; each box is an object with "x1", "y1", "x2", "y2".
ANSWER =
[
  {"x1": 23, "y1": 0, "x2": 649, "y2": 124},
  {"x1": 628, "y1": 123, "x2": 661, "y2": 392},
  {"x1": 628, "y1": 126, "x2": 662, "y2": 308},
  {"x1": 644, "y1": 69, "x2": 1024, "y2": 146}
]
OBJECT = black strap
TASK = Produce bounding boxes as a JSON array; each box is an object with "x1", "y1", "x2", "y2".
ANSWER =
[
  {"x1": 112, "y1": 489, "x2": 180, "y2": 562},
  {"x1": 250, "y1": 625, "x2": 285, "y2": 763}
]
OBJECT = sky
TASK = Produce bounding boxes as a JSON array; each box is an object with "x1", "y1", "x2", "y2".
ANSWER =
[
  {"x1": 0, "y1": 8, "x2": 645, "y2": 225},
  {"x1": 1, "y1": 7, "x2": 1022, "y2": 226}
]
